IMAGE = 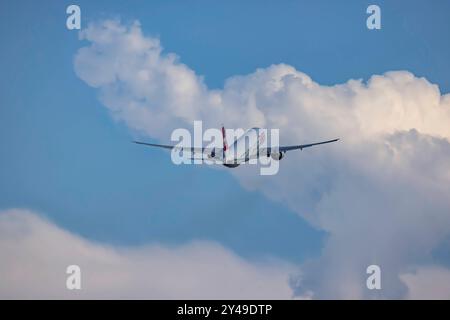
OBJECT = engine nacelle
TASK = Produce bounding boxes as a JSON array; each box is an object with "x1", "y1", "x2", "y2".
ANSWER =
[
  {"x1": 271, "y1": 151, "x2": 284, "y2": 160},
  {"x1": 209, "y1": 148, "x2": 216, "y2": 158}
]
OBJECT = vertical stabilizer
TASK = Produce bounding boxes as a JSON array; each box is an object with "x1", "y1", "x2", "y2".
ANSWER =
[{"x1": 221, "y1": 125, "x2": 229, "y2": 160}]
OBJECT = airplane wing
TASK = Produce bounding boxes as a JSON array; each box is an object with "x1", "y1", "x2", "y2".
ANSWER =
[
  {"x1": 133, "y1": 141, "x2": 217, "y2": 154},
  {"x1": 261, "y1": 138, "x2": 339, "y2": 155},
  {"x1": 279, "y1": 138, "x2": 339, "y2": 152}
]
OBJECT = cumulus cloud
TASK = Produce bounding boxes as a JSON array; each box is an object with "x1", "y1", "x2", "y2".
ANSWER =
[
  {"x1": 400, "y1": 266, "x2": 450, "y2": 299},
  {"x1": 72, "y1": 20, "x2": 450, "y2": 299},
  {"x1": 0, "y1": 209, "x2": 294, "y2": 299}
]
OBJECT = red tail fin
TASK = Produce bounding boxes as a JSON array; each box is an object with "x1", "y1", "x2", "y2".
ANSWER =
[{"x1": 221, "y1": 125, "x2": 228, "y2": 152}]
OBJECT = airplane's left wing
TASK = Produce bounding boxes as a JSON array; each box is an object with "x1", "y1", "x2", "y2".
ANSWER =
[{"x1": 133, "y1": 141, "x2": 217, "y2": 154}]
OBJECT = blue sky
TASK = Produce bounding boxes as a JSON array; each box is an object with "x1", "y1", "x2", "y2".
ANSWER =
[{"x1": 1, "y1": 0, "x2": 450, "y2": 286}]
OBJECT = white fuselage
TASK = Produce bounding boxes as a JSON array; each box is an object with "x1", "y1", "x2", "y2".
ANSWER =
[{"x1": 223, "y1": 128, "x2": 266, "y2": 167}]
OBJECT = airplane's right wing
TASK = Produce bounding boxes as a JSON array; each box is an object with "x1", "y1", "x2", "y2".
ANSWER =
[
  {"x1": 279, "y1": 138, "x2": 339, "y2": 152},
  {"x1": 260, "y1": 138, "x2": 339, "y2": 156}
]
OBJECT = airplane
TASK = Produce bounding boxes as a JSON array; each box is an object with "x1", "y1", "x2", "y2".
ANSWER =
[{"x1": 133, "y1": 126, "x2": 339, "y2": 168}]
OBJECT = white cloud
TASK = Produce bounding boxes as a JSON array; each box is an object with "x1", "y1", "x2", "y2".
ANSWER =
[
  {"x1": 401, "y1": 266, "x2": 450, "y2": 299},
  {"x1": 72, "y1": 20, "x2": 450, "y2": 299},
  {"x1": 74, "y1": 20, "x2": 450, "y2": 142},
  {"x1": 0, "y1": 209, "x2": 294, "y2": 299}
]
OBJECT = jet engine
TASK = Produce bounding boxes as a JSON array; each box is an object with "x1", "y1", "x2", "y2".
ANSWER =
[{"x1": 271, "y1": 151, "x2": 284, "y2": 160}]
